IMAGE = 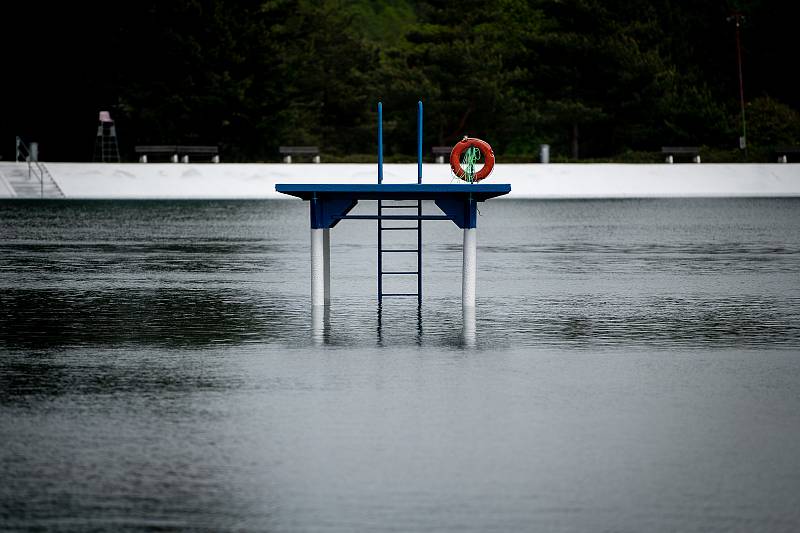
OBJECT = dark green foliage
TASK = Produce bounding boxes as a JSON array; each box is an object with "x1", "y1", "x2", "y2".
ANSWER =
[
  {"x1": 2, "y1": 0, "x2": 798, "y2": 162},
  {"x1": 746, "y1": 97, "x2": 800, "y2": 148}
]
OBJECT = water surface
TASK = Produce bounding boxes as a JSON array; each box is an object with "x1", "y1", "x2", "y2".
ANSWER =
[{"x1": 2, "y1": 198, "x2": 799, "y2": 532}]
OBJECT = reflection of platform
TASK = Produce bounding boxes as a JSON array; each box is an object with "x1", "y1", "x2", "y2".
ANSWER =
[{"x1": 275, "y1": 183, "x2": 511, "y2": 229}]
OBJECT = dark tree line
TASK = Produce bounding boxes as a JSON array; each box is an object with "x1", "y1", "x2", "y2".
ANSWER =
[{"x1": 4, "y1": 0, "x2": 799, "y2": 162}]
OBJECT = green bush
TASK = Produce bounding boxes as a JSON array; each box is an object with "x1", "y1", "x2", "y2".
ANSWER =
[{"x1": 746, "y1": 96, "x2": 800, "y2": 149}]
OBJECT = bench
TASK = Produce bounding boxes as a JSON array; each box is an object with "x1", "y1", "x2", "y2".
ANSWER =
[
  {"x1": 773, "y1": 146, "x2": 800, "y2": 163},
  {"x1": 661, "y1": 146, "x2": 701, "y2": 163},
  {"x1": 135, "y1": 145, "x2": 220, "y2": 163},
  {"x1": 432, "y1": 146, "x2": 451, "y2": 163},
  {"x1": 279, "y1": 146, "x2": 320, "y2": 163}
]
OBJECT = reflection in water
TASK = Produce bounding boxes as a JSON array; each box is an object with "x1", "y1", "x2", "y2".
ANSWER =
[
  {"x1": 0, "y1": 288, "x2": 307, "y2": 349},
  {"x1": 1, "y1": 198, "x2": 799, "y2": 350},
  {"x1": 376, "y1": 303, "x2": 424, "y2": 347},
  {"x1": 2, "y1": 289, "x2": 798, "y2": 350},
  {"x1": 2, "y1": 199, "x2": 800, "y2": 533}
]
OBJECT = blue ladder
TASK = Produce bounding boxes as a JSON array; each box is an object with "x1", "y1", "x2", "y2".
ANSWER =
[
  {"x1": 378, "y1": 199, "x2": 422, "y2": 303},
  {"x1": 377, "y1": 100, "x2": 424, "y2": 305}
]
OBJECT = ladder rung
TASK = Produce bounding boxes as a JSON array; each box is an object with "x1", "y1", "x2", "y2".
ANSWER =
[
  {"x1": 381, "y1": 293, "x2": 419, "y2": 297},
  {"x1": 381, "y1": 249, "x2": 419, "y2": 253},
  {"x1": 341, "y1": 215, "x2": 448, "y2": 220},
  {"x1": 380, "y1": 226, "x2": 419, "y2": 231},
  {"x1": 382, "y1": 271, "x2": 419, "y2": 275}
]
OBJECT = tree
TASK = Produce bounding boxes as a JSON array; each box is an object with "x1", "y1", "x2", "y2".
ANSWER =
[
  {"x1": 115, "y1": 0, "x2": 292, "y2": 160},
  {"x1": 746, "y1": 96, "x2": 800, "y2": 148},
  {"x1": 380, "y1": 0, "x2": 543, "y2": 155},
  {"x1": 527, "y1": 0, "x2": 678, "y2": 157},
  {"x1": 271, "y1": 0, "x2": 380, "y2": 156}
]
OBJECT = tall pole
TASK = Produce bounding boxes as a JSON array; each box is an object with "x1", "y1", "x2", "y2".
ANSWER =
[
  {"x1": 377, "y1": 102, "x2": 383, "y2": 302},
  {"x1": 417, "y1": 100, "x2": 423, "y2": 184},
  {"x1": 730, "y1": 12, "x2": 747, "y2": 159},
  {"x1": 417, "y1": 101, "x2": 423, "y2": 304},
  {"x1": 378, "y1": 102, "x2": 384, "y2": 184}
]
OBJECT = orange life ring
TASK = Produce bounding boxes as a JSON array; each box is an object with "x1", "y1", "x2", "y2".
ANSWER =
[{"x1": 450, "y1": 137, "x2": 495, "y2": 182}]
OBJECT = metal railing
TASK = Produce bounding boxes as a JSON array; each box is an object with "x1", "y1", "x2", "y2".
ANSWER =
[{"x1": 15, "y1": 136, "x2": 63, "y2": 198}]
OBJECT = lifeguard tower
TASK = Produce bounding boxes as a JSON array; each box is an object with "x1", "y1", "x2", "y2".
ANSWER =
[{"x1": 93, "y1": 111, "x2": 121, "y2": 163}]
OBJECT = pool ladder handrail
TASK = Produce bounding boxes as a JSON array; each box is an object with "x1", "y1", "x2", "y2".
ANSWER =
[{"x1": 377, "y1": 101, "x2": 424, "y2": 305}]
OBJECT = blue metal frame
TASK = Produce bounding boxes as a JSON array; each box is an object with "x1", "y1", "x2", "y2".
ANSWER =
[
  {"x1": 278, "y1": 184, "x2": 510, "y2": 230},
  {"x1": 309, "y1": 194, "x2": 358, "y2": 229},
  {"x1": 434, "y1": 195, "x2": 478, "y2": 229},
  {"x1": 278, "y1": 183, "x2": 509, "y2": 201}
]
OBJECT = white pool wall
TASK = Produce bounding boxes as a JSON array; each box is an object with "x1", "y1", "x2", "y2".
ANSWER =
[{"x1": 1, "y1": 162, "x2": 798, "y2": 199}]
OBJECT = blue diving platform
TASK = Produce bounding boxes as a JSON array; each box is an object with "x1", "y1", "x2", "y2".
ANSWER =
[
  {"x1": 276, "y1": 100, "x2": 511, "y2": 312},
  {"x1": 275, "y1": 183, "x2": 511, "y2": 229}
]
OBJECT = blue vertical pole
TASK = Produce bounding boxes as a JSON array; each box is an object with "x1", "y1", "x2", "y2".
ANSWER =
[
  {"x1": 417, "y1": 100, "x2": 423, "y2": 304},
  {"x1": 417, "y1": 100, "x2": 423, "y2": 184},
  {"x1": 377, "y1": 101, "x2": 383, "y2": 302},
  {"x1": 378, "y1": 102, "x2": 384, "y2": 184}
]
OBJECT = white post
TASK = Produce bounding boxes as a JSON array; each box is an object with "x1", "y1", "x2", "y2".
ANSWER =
[
  {"x1": 311, "y1": 228, "x2": 325, "y2": 306},
  {"x1": 462, "y1": 305, "x2": 476, "y2": 347},
  {"x1": 540, "y1": 143, "x2": 550, "y2": 164},
  {"x1": 323, "y1": 228, "x2": 330, "y2": 303},
  {"x1": 462, "y1": 228, "x2": 476, "y2": 309},
  {"x1": 312, "y1": 305, "x2": 325, "y2": 345}
]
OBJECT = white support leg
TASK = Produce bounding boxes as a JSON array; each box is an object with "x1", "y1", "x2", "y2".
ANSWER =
[
  {"x1": 462, "y1": 228, "x2": 476, "y2": 309},
  {"x1": 323, "y1": 228, "x2": 330, "y2": 304},
  {"x1": 312, "y1": 305, "x2": 329, "y2": 345},
  {"x1": 462, "y1": 305, "x2": 476, "y2": 347},
  {"x1": 311, "y1": 228, "x2": 325, "y2": 306}
]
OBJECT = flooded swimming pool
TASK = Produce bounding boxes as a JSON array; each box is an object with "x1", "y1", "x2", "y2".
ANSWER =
[{"x1": 2, "y1": 198, "x2": 799, "y2": 531}]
